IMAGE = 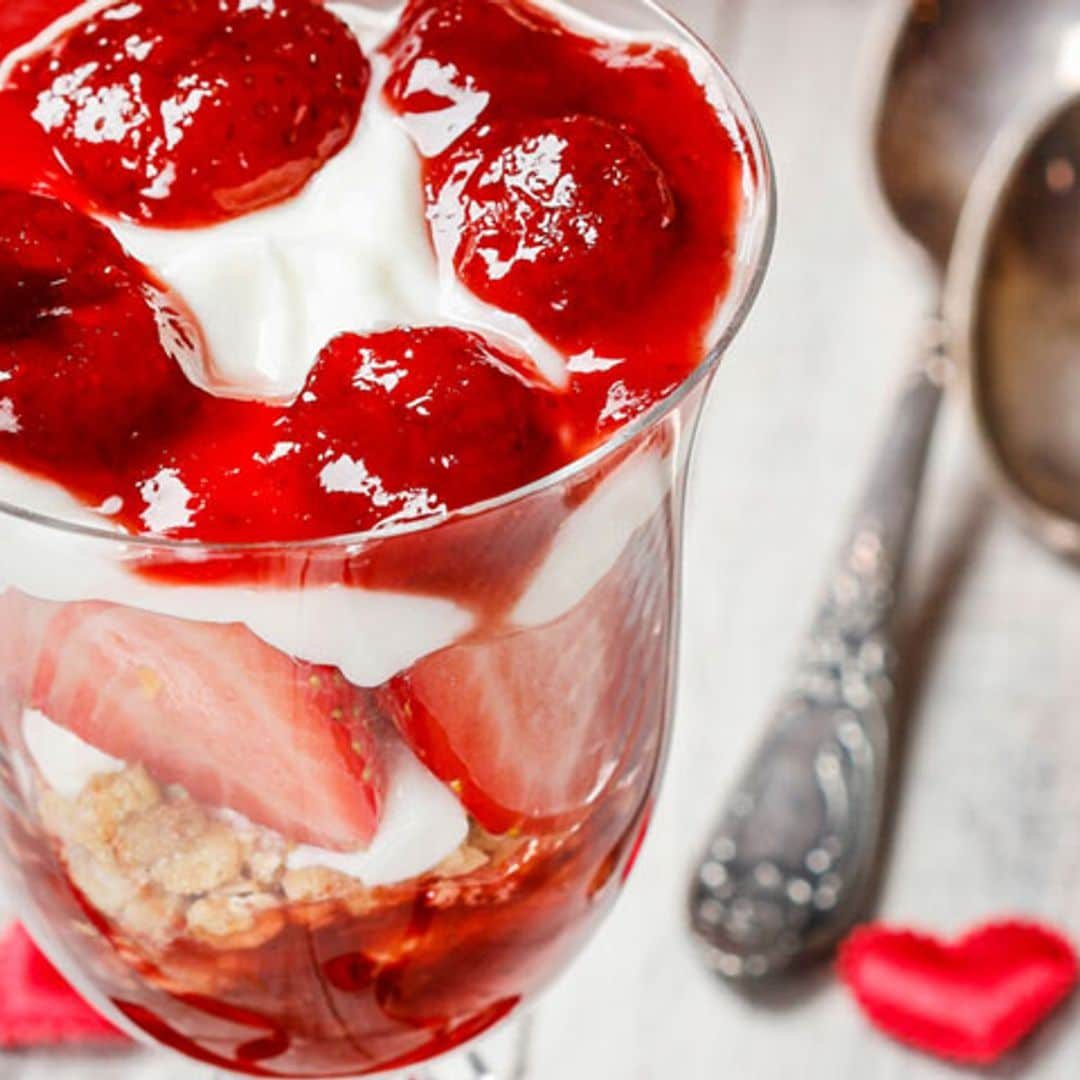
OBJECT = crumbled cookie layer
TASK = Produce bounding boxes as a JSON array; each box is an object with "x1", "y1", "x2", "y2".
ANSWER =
[{"x1": 36, "y1": 766, "x2": 502, "y2": 952}]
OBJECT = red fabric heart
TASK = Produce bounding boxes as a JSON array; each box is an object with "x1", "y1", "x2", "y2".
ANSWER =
[
  {"x1": 839, "y1": 920, "x2": 1078, "y2": 1065},
  {"x1": 0, "y1": 923, "x2": 128, "y2": 1048}
]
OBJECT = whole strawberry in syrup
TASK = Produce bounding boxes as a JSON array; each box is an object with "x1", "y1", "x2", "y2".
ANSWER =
[
  {"x1": 433, "y1": 115, "x2": 677, "y2": 354},
  {"x1": 7, "y1": 0, "x2": 370, "y2": 226},
  {"x1": 133, "y1": 327, "x2": 568, "y2": 543},
  {"x1": 0, "y1": 189, "x2": 203, "y2": 478}
]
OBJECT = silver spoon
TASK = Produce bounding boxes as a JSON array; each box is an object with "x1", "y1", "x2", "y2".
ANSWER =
[
  {"x1": 948, "y1": 82, "x2": 1080, "y2": 559},
  {"x1": 688, "y1": 0, "x2": 1080, "y2": 980}
]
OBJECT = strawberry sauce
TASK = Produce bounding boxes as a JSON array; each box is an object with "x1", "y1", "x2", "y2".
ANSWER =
[
  {"x1": 383, "y1": 0, "x2": 745, "y2": 439},
  {"x1": 0, "y1": 0, "x2": 744, "y2": 551},
  {"x1": 0, "y1": 188, "x2": 566, "y2": 546},
  {"x1": 0, "y1": 191, "x2": 206, "y2": 476},
  {"x1": 22, "y1": 756, "x2": 656, "y2": 1076}
]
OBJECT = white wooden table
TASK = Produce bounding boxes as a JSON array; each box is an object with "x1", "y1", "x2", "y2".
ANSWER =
[{"x1": 4, "y1": 1, "x2": 1080, "y2": 1077}]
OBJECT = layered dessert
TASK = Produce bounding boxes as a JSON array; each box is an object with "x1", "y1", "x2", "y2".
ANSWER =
[{"x1": 0, "y1": 0, "x2": 752, "y2": 1074}]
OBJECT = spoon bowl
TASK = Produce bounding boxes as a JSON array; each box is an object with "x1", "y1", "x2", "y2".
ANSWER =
[
  {"x1": 871, "y1": 0, "x2": 1080, "y2": 273},
  {"x1": 948, "y1": 86, "x2": 1080, "y2": 558}
]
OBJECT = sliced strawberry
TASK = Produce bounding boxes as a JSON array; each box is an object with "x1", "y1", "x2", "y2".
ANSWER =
[
  {"x1": 376, "y1": 517, "x2": 672, "y2": 833},
  {"x1": 8, "y1": 0, "x2": 369, "y2": 226},
  {"x1": 440, "y1": 115, "x2": 677, "y2": 350},
  {"x1": 0, "y1": 589, "x2": 55, "y2": 707},
  {"x1": 7, "y1": 593, "x2": 384, "y2": 851}
]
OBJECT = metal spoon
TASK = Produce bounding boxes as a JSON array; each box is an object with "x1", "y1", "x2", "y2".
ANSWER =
[
  {"x1": 688, "y1": 0, "x2": 1080, "y2": 980},
  {"x1": 947, "y1": 83, "x2": 1080, "y2": 559}
]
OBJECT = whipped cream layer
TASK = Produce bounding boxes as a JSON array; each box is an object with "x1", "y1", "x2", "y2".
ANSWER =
[
  {"x1": 0, "y1": 464, "x2": 474, "y2": 687},
  {"x1": 109, "y1": 4, "x2": 440, "y2": 403},
  {"x1": 22, "y1": 708, "x2": 125, "y2": 800},
  {"x1": 0, "y1": 437, "x2": 673, "y2": 685},
  {"x1": 285, "y1": 738, "x2": 467, "y2": 885}
]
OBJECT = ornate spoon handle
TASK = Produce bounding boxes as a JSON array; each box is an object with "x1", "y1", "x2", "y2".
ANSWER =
[{"x1": 688, "y1": 319, "x2": 948, "y2": 979}]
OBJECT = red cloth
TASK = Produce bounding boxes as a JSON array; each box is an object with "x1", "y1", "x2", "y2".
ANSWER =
[
  {"x1": 0, "y1": 923, "x2": 128, "y2": 1048},
  {"x1": 840, "y1": 920, "x2": 1078, "y2": 1065}
]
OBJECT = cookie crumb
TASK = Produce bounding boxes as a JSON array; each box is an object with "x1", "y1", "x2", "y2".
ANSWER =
[{"x1": 282, "y1": 866, "x2": 356, "y2": 903}]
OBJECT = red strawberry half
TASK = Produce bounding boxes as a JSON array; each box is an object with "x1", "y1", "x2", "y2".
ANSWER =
[
  {"x1": 4, "y1": 592, "x2": 385, "y2": 851},
  {"x1": 377, "y1": 516, "x2": 672, "y2": 833}
]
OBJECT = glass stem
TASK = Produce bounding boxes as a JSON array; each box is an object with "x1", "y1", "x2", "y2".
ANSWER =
[{"x1": 421, "y1": 1014, "x2": 534, "y2": 1080}]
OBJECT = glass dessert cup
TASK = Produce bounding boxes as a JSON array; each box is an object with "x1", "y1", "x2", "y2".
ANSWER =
[{"x1": 0, "y1": 1, "x2": 774, "y2": 1077}]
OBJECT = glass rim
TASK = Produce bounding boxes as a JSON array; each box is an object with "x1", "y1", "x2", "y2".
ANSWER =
[{"x1": 0, "y1": 0, "x2": 777, "y2": 555}]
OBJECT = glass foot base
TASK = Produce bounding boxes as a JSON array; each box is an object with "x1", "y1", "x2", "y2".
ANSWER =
[{"x1": 410, "y1": 1016, "x2": 532, "y2": 1080}]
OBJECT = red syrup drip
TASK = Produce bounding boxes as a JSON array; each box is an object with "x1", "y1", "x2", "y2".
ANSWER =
[{"x1": 86, "y1": 724, "x2": 655, "y2": 1076}]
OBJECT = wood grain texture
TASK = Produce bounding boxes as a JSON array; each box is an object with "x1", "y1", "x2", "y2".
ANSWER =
[{"x1": 2, "y1": 1, "x2": 1079, "y2": 1078}]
